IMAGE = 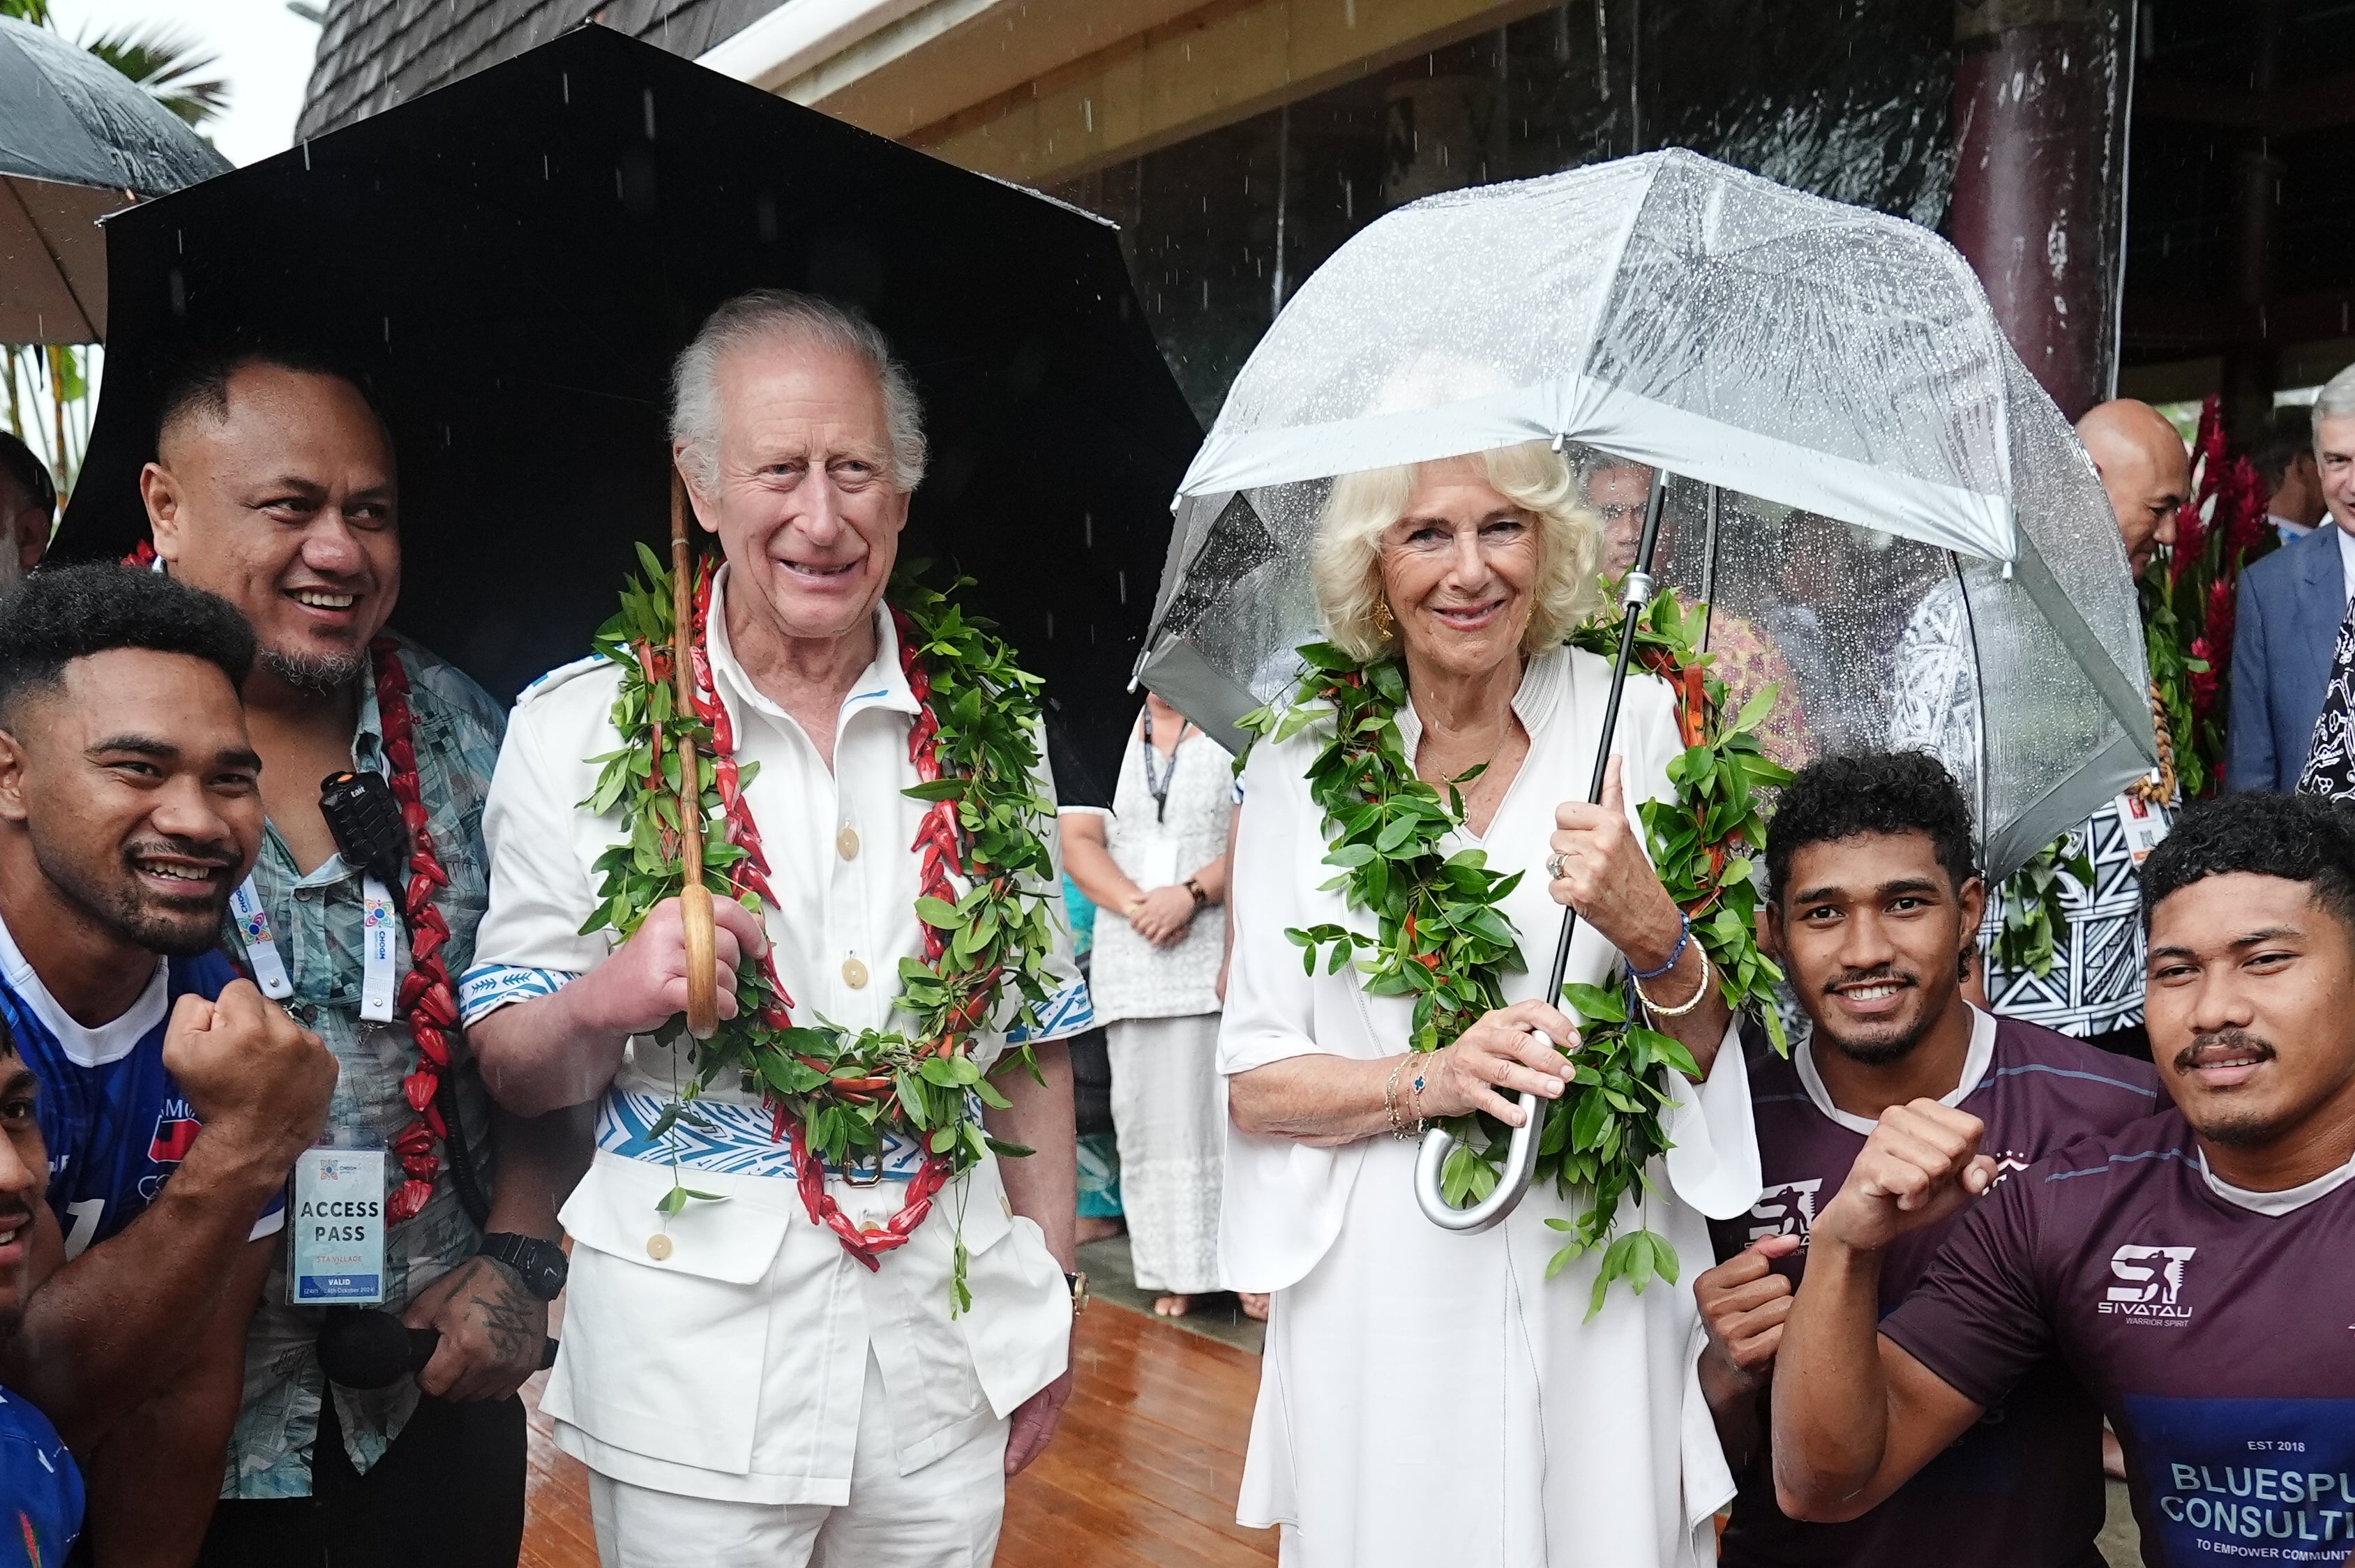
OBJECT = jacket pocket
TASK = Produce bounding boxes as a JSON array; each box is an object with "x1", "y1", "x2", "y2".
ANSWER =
[{"x1": 542, "y1": 1152, "x2": 795, "y2": 1475}]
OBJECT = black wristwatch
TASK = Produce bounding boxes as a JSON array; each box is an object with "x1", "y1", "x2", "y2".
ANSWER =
[{"x1": 479, "y1": 1232, "x2": 568, "y2": 1301}]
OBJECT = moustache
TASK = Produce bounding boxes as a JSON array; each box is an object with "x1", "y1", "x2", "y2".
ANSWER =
[
  {"x1": 121, "y1": 837, "x2": 241, "y2": 876},
  {"x1": 1820, "y1": 963, "x2": 1917, "y2": 997},
  {"x1": 2173, "y1": 1028, "x2": 2278, "y2": 1075}
]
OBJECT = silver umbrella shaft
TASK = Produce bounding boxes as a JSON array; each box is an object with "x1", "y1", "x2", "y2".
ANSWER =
[{"x1": 1413, "y1": 466, "x2": 1671, "y2": 1232}]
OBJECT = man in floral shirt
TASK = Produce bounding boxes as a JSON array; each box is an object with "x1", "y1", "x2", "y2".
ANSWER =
[{"x1": 139, "y1": 348, "x2": 577, "y2": 1566}]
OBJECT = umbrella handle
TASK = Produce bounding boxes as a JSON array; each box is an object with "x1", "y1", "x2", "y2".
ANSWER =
[
  {"x1": 670, "y1": 465, "x2": 721, "y2": 1040},
  {"x1": 679, "y1": 879, "x2": 720, "y2": 1039},
  {"x1": 1412, "y1": 1042, "x2": 1549, "y2": 1233}
]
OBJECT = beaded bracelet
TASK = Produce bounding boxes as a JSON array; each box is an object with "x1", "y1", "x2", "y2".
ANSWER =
[{"x1": 1629, "y1": 912, "x2": 1692, "y2": 980}]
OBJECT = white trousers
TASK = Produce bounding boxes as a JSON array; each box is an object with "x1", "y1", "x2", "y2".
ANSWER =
[
  {"x1": 589, "y1": 1352, "x2": 1011, "y2": 1567},
  {"x1": 1106, "y1": 1011, "x2": 1226, "y2": 1292}
]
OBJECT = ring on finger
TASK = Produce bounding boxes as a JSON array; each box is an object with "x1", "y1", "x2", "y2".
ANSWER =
[{"x1": 1546, "y1": 850, "x2": 1571, "y2": 879}]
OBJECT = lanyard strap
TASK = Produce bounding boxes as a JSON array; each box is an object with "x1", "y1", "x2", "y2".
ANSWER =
[
  {"x1": 1141, "y1": 709, "x2": 1189, "y2": 824},
  {"x1": 228, "y1": 870, "x2": 398, "y2": 1021},
  {"x1": 228, "y1": 875, "x2": 294, "y2": 1000},
  {"x1": 359, "y1": 875, "x2": 397, "y2": 1023}
]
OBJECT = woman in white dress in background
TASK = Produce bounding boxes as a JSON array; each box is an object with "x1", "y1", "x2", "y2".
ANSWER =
[
  {"x1": 1220, "y1": 441, "x2": 1761, "y2": 1567},
  {"x1": 1061, "y1": 694, "x2": 1237, "y2": 1315}
]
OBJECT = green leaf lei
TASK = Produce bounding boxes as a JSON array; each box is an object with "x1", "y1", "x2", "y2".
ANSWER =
[
  {"x1": 580, "y1": 546, "x2": 1062, "y2": 1308},
  {"x1": 1240, "y1": 589, "x2": 1791, "y2": 1316},
  {"x1": 1989, "y1": 831, "x2": 2093, "y2": 979}
]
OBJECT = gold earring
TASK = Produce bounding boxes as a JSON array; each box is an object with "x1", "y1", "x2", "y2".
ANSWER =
[{"x1": 1371, "y1": 597, "x2": 1396, "y2": 642}]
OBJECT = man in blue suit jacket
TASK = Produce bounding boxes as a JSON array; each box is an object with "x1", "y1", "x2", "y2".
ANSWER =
[
  {"x1": 2230, "y1": 524, "x2": 2345, "y2": 792},
  {"x1": 2231, "y1": 376, "x2": 2355, "y2": 792}
]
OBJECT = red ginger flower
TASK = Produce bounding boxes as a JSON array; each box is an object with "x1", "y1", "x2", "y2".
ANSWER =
[
  {"x1": 2188, "y1": 635, "x2": 2220, "y2": 723},
  {"x1": 2172, "y1": 495, "x2": 2208, "y2": 586}
]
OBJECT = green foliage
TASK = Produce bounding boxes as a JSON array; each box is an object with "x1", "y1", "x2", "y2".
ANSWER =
[
  {"x1": 83, "y1": 26, "x2": 230, "y2": 128},
  {"x1": 584, "y1": 552, "x2": 1060, "y2": 1307},
  {"x1": 1992, "y1": 830, "x2": 2092, "y2": 979},
  {"x1": 1240, "y1": 589, "x2": 1790, "y2": 1312},
  {"x1": 2141, "y1": 567, "x2": 2209, "y2": 800},
  {"x1": 1244, "y1": 647, "x2": 1527, "y2": 1053}
]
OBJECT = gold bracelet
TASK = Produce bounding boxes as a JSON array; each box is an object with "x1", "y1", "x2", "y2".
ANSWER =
[
  {"x1": 1383, "y1": 1055, "x2": 1415, "y2": 1139},
  {"x1": 1632, "y1": 945, "x2": 1713, "y2": 1018}
]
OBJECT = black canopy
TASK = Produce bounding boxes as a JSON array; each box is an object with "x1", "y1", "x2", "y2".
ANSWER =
[{"x1": 53, "y1": 24, "x2": 1198, "y2": 807}]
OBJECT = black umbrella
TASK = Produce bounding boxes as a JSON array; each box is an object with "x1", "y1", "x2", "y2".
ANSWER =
[
  {"x1": 0, "y1": 13, "x2": 231, "y2": 342},
  {"x1": 52, "y1": 24, "x2": 1198, "y2": 807}
]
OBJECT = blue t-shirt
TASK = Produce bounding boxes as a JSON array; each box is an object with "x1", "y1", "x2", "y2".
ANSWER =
[
  {"x1": 0, "y1": 912, "x2": 280, "y2": 1258},
  {"x1": 0, "y1": 1384, "x2": 82, "y2": 1564}
]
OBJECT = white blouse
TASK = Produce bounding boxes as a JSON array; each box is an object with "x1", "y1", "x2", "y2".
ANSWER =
[
  {"x1": 1217, "y1": 642, "x2": 1760, "y2": 1290},
  {"x1": 1085, "y1": 717, "x2": 1235, "y2": 1023}
]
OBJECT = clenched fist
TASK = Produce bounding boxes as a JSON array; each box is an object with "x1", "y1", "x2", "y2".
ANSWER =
[
  {"x1": 1696, "y1": 1232, "x2": 1801, "y2": 1398},
  {"x1": 163, "y1": 979, "x2": 338, "y2": 1176},
  {"x1": 1812, "y1": 1101, "x2": 1999, "y2": 1254}
]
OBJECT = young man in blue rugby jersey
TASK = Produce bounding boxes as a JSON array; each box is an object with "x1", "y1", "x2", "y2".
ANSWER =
[
  {"x1": 0, "y1": 1018, "x2": 81, "y2": 1560},
  {"x1": 0, "y1": 564, "x2": 337, "y2": 1565}
]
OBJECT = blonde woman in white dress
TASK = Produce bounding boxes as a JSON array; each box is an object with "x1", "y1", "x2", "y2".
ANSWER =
[
  {"x1": 1220, "y1": 442, "x2": 1761, "y2": 1567},
  {"x1": 1061, "y1": 693, "x2": 1237, "y2": 1315}
]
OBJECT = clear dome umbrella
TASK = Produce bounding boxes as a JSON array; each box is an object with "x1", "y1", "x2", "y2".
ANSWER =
[{"x1": 1135, "y1": 148, "x2": 2158, "y2": 1227}]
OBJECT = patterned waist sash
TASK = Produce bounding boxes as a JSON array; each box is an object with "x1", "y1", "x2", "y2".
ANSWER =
[{"x1": 596, "y1": 1087, "x2": 927, "y2": 1181}]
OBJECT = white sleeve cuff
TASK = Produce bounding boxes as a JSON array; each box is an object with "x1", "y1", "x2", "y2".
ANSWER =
[{"x1": 458, "y1": 963, "x2": 580, "y2": 1026}]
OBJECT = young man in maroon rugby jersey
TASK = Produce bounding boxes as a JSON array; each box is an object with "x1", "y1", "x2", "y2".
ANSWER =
[
  {"x1": 1694, "y1": 751, "x2": 2160, "y2": 1567},
  {"x1": 1775, "y1": 789, "x2": 2355, "y2": 1567}
]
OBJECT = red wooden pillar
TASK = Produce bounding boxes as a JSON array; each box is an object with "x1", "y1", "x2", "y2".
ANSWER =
[{"x1": 1949, "y1": 0, "x2": 2132, "y2": 421}]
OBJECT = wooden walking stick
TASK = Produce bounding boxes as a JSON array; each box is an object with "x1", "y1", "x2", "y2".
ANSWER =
[{"x1": 670, "y1": 466, "x2": 721, "y2": 1039}]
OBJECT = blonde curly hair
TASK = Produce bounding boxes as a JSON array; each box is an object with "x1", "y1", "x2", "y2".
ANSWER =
[{"x1": 1311, "y1": 442, "x2": 1605, "y2": 663}]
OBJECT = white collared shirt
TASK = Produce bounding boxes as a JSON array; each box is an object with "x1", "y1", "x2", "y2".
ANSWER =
[{"x1": 465, "y1": 568, "x2": 1089, "y2": 1503}]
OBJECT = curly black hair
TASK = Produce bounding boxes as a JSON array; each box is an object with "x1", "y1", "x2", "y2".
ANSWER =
[
  {"x1": 1766, "y1": 751, "x2": 1978, "y2": 905},
  {"x1": 0, "y1": 564, "x2": 255, "y2": 723},
  {"x1": 2142, "y1": 790, "x2": 2355, "y2": 935}
]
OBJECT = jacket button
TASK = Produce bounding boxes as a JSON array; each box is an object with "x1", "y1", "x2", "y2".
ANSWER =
[
  {"x1": 841, "y1": 956, "x2": 869, "y2": 989},
  {"x1": 836, "y1": 825, "x2": 860, "y2": 860}
]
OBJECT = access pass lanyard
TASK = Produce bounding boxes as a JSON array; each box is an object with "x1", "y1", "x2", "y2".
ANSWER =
[
  {"x1": 230, "y1": 872, "x2": 398, "y2": 1022},
  {"x1": 229, "y1": 877, "x2": 294, "y2": 1000}
]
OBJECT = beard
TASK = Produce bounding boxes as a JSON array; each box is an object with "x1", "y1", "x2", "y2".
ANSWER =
[
  {"x1": 33, "y1": 831, "x2": 239, "y2": 957},
  {"x1": 1812, "y1": 965, "x2": 1936, "y2": 1067},
  {"x1": 262, "y1": 643, "x2": 366, "y2": 695}
]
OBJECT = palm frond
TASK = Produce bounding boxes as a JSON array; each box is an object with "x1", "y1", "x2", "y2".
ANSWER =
[{"x1": 82, "y1": 26, "x2": 231, "y2": 129}]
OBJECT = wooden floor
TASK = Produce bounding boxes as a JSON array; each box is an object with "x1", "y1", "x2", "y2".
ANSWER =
[{"x1": 516, "y1": 1304, "x2": 1276, "y2": 1567}]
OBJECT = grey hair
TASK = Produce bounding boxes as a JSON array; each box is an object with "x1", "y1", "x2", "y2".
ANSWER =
[
  {"x1": 669, "y1": 288, "x2": 928, "y2": 492},
  {"x1": 2316, "y1": 363, "x2": 2355, "y2": 444},
  {"x1": 1311, "y1": 442, "x2": 1604, "y2": 663}
]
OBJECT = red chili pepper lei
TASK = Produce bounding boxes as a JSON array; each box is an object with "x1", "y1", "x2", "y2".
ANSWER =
[
  {"x1": 677, "y1": 572, "x2": 1007, "y2": 1267},
  {"x1": 370, "y1": 640, "x2": 471, "y2": 1225}
]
